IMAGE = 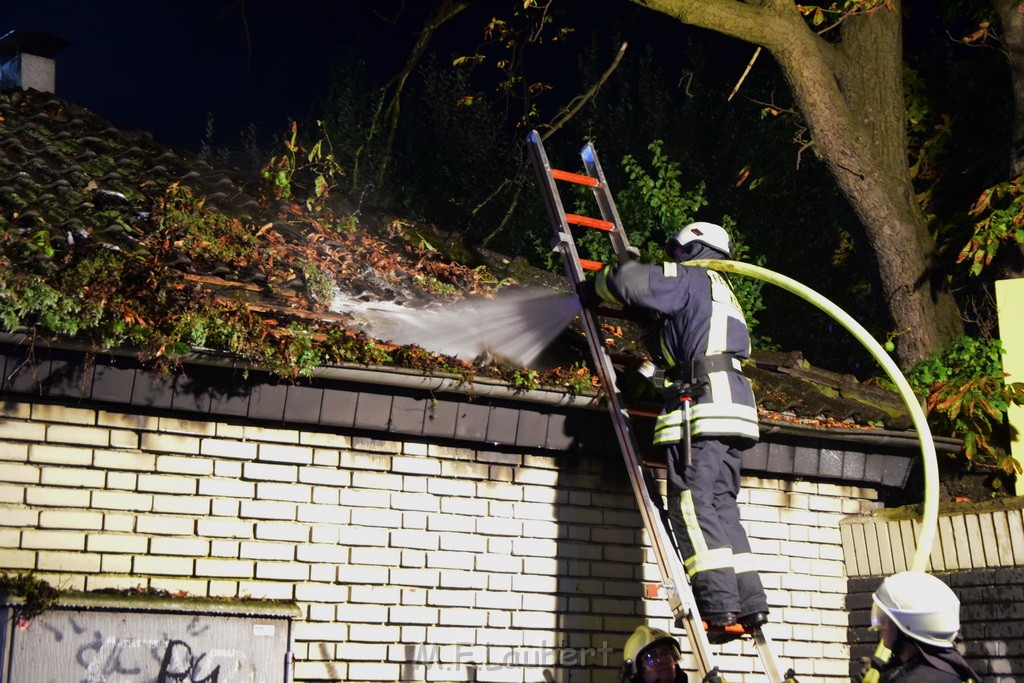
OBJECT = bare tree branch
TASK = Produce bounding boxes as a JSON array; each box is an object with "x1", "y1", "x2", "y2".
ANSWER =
[
  {"x1": 479, "y1": 34, "x2": 631, "y2": 246},
  {"x1": 727, "y1": 46, "x2": 761, "y2": 102},
  {"x1": 365, "y1": 0, "x2": 473, "y2": 188},
  {"x1": 213, "y1": 0, "x2": 253, "y2": 67},
  {"x1": 540, "y1": 40, "x2": 630, "y2": 140}
]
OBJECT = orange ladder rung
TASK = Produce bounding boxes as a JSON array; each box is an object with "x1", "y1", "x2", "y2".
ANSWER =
[
  {"x1": 550, "y1": 168, "x2": 599, "y2": 187},
  {"x1": 579, "y1": 259, "x2": 604, "y2": 271},
  {"x1": 565, "y1": 213, "x2": 614, "y2": 231}
]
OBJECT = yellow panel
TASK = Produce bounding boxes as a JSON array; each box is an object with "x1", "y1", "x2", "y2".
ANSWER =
[{"x1": 996, "y1": 279, "x2": 1024, "y2": 496}]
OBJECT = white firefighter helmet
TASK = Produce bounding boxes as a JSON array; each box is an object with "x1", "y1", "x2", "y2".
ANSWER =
[
  {"x1": 871, "y1": 571, "x2": 961, "y2": 648},
  {"x1": 668, "y1": 221, "x2": 731, "y2": 257}
]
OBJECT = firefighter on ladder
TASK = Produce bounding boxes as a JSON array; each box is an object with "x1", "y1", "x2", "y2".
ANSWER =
[{"x1": 581, "y1": 221, "x2": 769, "y2": 640}]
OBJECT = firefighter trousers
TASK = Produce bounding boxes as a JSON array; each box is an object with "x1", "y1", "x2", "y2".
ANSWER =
[{"x1": 665, "y1": 437, "x2": 769, "y2": 617}]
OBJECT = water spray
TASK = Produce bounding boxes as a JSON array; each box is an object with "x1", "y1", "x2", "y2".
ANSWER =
[{"x1": 331, "y1": 286, "x2": 582, "y2": 369}]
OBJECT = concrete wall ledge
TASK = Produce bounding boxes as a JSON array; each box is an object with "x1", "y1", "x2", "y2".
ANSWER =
[{"x1": 2, "y1": 591, "x2": 302, "y2": 617}]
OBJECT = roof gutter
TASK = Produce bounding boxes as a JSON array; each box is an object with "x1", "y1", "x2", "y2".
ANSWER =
[
  {"x1": 759, "y1": 418, "x2": 962, "y2": 454},
  {"x1": 1, "y1": 332, "x2": 956, "y2": 452},
  {"x1": 0, "y1": 332, "x2": 601, "y2": 409}
]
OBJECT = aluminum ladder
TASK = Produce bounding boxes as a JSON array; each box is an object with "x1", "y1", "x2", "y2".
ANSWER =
[{"x1": 526, "y1": 130, "x2": 795, "y2": 683}]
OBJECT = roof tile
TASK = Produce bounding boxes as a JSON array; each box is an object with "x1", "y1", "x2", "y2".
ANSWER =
[
  {"x1": 514, "y1": 410, "x2": 550, "y2": 449},
  {"x1": 423, "y1": 400, "x2": 458, "y2": 439},
  {"x1": 91, "y1": 363, "x2": 136, "y2": 403},
  {"x1": 247, "y1": 383, "x2": 288, "y2": 421},
  {"x1": 283, "y1": 385, "x2": 324, "y2": 424},
  {"x1": 171, "y1": 374, "x2": 213, "y2": 414},
  {"x1": 319, "y1": 389, "x2": 359, "y2": 429},
  {"x1": 354, "y1": 393, "x2": 393, "y2": 431},
  {"x1": 454, "y1": 402, "x2": 490, "y2": 442},
  {"x1": 130, "y1": 369, "x2": 174, "y2": 409},
  {"x1": 486, "y1": 405, "x2": 520, "y2": 445},
  {"x1": 390, "y1": 395, "x2": 428, "y2": 436}
]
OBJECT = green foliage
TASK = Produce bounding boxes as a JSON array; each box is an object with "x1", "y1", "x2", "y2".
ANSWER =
[
  {"x1": 959, "y1": 172, "x2": 1024, "y2": 276},
  {"x1": 903, "y1": 65, "x2": 952, "y2": 210},
  {"x1": 509, "y1": 368, "x2": 540, "y2": 392},
  {"x1": 392, "y1": 57, "x2": 508, "y2": 235},
  {"x1": 795, "y1": 1, "x2": 888, "y2": 32},
  {"x1": 261, "y1": 121, "x2": 346, "y2": 212},
  {"x1": 156, "y1": 183, "x2": 262, "y2": 268},
  {"x1": 612, "y1": 139, "x2": 708, "y2": 264},
  {"x1": 561, "y1": 362, "x2": 598, "y2": 395},
  {"x1": 0, "y1": 179, "x2": 420, "y2": 381},
  {"x1": 542, "y1": 362, "x2": 598, "y2": 395},
  {"x1": 563, "y1": 140, "x2": 769, "y2": 344},
  {"x1": 317, "y1": 50, "x2": 381, "y2": 193},
  {"x1": 904, "y1": 336, "x2": 1024, "y2": 472},
  {"x1": 281, "y1": 322, "x2": 325, "y2": 378},
  {"x1": 0, "y1": 571, "x2": 59, "y2": 620},
  {"x1": 0, "y1": 270, "x2": 72, "y2": 334},
  {"x1": 719, "y1": 216, "x2": 771, "y2": 349},
  {"x1": 301, "y1": 261, "x2": 336, "y2": 305}
]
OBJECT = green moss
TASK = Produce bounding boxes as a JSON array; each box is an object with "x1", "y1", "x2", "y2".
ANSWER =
[
  {"x1": 811, "y1": 382, "x2": 840, "y2": 398},
  {"x1": 0, "y1": 164, "x2": 590, "y2": 394},
  {"x1": 152, "y1": 183, "x2": 262, "y2": 268},
  {"x1": 0, "y1": 572, "x2": 59, "y2": 620},
  {"x1": 874, "y1": 494, "x2": 1024, "y2": 521},
  {"x1": 301, "y1": 260, "x2": 335, "y2": 305}
]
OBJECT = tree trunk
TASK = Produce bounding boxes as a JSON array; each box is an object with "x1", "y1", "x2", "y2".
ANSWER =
[
  {"x1": 776, "y1": 3, "x2": 964, "y2": 366},
  {"x1": 630, "y1": 0, "x2": 963, "y2": 368}
]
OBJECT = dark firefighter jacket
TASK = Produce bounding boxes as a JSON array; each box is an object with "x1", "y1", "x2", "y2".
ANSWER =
[
  {"x1": 590, "y1": 258, "x2": 759, "y2": 445},
  {"x1": 875, "y1": 645, "x2": 982, "y2": 683}
]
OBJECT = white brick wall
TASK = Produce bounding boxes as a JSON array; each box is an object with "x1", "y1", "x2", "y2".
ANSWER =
[{"x1": 0, "y1": 399, "x2": 876, "y2": 682}]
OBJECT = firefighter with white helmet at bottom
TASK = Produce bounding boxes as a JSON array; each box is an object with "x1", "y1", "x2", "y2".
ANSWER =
[{"x1": 862, "y1": 571, "x2": 982, "y2": 682}]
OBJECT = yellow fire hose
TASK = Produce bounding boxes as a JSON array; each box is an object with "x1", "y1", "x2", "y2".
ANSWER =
[
  {"x1": 688, "y1": 259, "x2": 940, "y2": 678},
  {"x1": 688, "y1": 258, "x2": 938, "y2": 569}
]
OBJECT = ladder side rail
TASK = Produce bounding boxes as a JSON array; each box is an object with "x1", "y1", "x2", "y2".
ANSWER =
[
  {"x1": 526, "y1": 133, "x2": 689, "y2": 604},
  {"x1": 577, "y1": 139, "x2": 729, "y2": 675},
  {"x1": 525, "y1": 131, "x2": 718, "y2": 677},
  {"x1": 581, "y1": 142, "x2": 639, "y2": 261},
  {"x1": 525, "y1": 132, "x2": 590, "y2": 273},
  {"x1": 753, "y1": 628, "x2": 788, "y2": 682},
  {"x1": 525, "y1": 133, "x2": 593, "y2": 284}
]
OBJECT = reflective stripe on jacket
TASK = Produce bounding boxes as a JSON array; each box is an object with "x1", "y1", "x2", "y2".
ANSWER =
[{"x1": 594, "y1": 260, "x2": 759, "y2": 443}]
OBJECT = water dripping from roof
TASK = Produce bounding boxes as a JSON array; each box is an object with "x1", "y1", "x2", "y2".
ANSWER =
[{"x1": 331, "y1": 287, "x2": 582, "y2": 368}]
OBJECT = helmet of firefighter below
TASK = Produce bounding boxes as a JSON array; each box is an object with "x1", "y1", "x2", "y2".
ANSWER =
[
  {"x1": 621, "y1": 625, "x2": 681, "y2": 681},
  {"x1": 871, "y1": 571, "x2": 961, "y2": 648},
  {"x1": 668, "y1": 221, "x2": 731, "y2": 258}
]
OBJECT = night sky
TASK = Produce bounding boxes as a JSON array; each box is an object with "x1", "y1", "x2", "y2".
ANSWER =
[
  {"x1": 3, "y1": 1, "x2": 710, "y2": 153},
  {"x1": 2, "y1": 1, "x2": 424, "y2": 150}
]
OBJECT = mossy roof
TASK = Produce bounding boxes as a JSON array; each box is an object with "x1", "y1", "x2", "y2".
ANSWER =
[{"x1": 0, "y1": 86, "x2": 927, "y2": 435}]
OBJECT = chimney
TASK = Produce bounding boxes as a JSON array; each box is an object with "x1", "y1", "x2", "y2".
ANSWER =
[{"x1": 0, "y1": 30, "x2": 71, "y2": 93}]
